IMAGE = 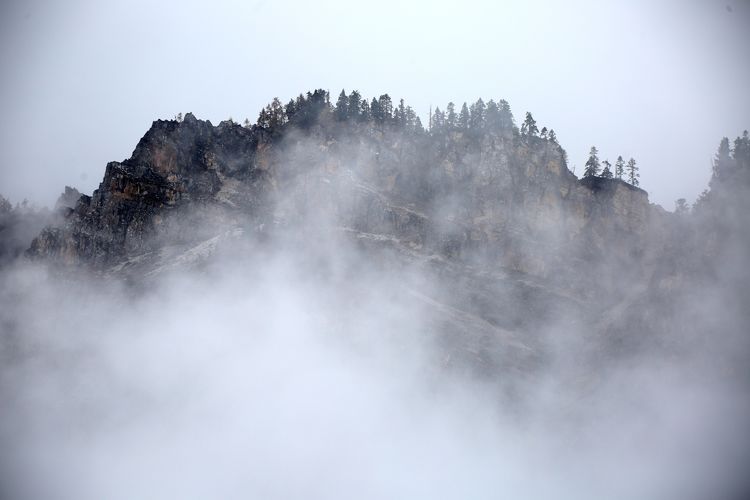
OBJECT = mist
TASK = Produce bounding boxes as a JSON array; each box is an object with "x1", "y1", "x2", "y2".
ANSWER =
[
  {"x1": 3, "y1": 114, "x2": 750, "y2": 499},
  {"x1": 2, "y1": 2, "x2": 750, "y2": 498},
  {"x1": 1, "y1": 249, "x2": 748, "y2": 500}
]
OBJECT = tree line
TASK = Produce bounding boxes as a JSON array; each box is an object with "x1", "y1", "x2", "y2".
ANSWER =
[
  {"x1": 249, "y1": 89, "x2": 564, "y2": 147},
  {"x1": 583, "y1": 146, "x2": 640, "y2": 187},
  {"x1": 690, "y1": 130, "x2": 750, "y2": 212}
]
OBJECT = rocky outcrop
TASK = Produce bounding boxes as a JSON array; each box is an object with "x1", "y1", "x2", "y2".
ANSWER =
[
  {"x1": 24, "y1": 108, "x2": 748, "y2": 377},
  {"x1": 28, "y1": 114, "x2": 660, "y2": 291},
  {"x1": 28, "y1": 114, "x2": 271, "y2": 266}
]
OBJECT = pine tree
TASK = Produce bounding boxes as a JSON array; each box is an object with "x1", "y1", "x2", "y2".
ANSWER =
[
  {"x1": 257, "y1": 107, "x2": 270, "y2": 128},
  {"x1": 378, "y1": 94, "x2": 393, "y2": 122},
  {"x1": 348, "y1": 90, "x2": 361, "y2": 120},
  {"x1": 583, "y1": 146, "x2": 600, "y2": 177},
  {"x1": 285, "y1": 99, "x2": 296, "y2": 121},
  {"x1": 458, "y1": 102, "x2": 470, "y2": 129},
  {"x1": 548, "y1": 129, "x2": 557, "y2": 143},
  {"x1": 521, "y1": 112, "x2": 538, "y2": 137},
  {"x1": 615, "y1": 156, "x2": 625, "y2": 179},
  {"x1": 414, "y1": 116, "x2": 424, "y2": 133},
  {"x1": 335, "y1": 89, "x2": 348, "y2": 121},
  {"x1": 446, "y1": 102, "x2": 457, "y2": 129},
  {"x1": 733, "y1": 130, "x2": 749, "y2": 170},
  {"x1": 711, "y1": 137, "x2": 732, "y2": 187},
  {"x1": 498, "y1": 100, "x2": 514, "y2": 130},
  {"x1": 404, "y1": 104, "x2": 416, "y2": 129},
  {"x1": 540, "y1": 127, "x2": 548, "y2": 139},
  {"x1": 371, "y1": 98, "x2": 382, "y2": 123},
  {"x1": 268, "y1": 97, "x2": 286, "y2": 128},
  {"x1": 432, "y1": 106, "x2": 445, "y2": 131},
  {"x1": 469, "y1": 98, "x2": 486, "y2": 130},
  {"x1": 396, "y1": 99, "x2": 407, "y2": 127},
  {"x1": 601, "y1": 159, "x2": 613, "y2": 178},
  {"x1": 359, "y1": 99, "x2": 371, "y2": 122},
  {"x1": 485, "y1": 100, "x2": 500, "y2": 130},
  {"x1": 626, "y1": 158, "x2": 639, "y2": 186}
]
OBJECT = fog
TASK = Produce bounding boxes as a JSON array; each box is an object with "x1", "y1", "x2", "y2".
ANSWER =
[
  {"x1": 1, "y1": 0, "x2": 749, "y2": 207},
  {"x1": 1, "y1": 2, "x2": 750, "y2": 498},
  {"x1": 1, "y1": 251, "x2": 748, "y2": 500},
  {"x1": 2, "y1": 121, "x2": 750, "y2": 499}
]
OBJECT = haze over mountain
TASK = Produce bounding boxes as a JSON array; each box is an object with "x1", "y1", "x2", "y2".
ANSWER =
[{"x1": 1, "y1": 88, "x2": 749, "y2": 499}]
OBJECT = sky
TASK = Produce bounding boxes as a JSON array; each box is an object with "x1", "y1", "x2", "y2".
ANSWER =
[{"x1": 0, "y1": 0, "x2": 748, "y2": 209}]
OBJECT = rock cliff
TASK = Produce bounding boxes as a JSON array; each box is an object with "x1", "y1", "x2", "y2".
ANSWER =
[
  {"x1": 29, "y1": 112, "x2": 658, "y2": 291},
  {"x1": 24, "y1": 106, "x2": 682, "y2": 374}
]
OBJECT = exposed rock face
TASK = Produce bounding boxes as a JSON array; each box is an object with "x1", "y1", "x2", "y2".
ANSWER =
[
  {"x1": 28, "y1": 112, "x2": 670, "y2": 301},
  {"x1": 26, "y1": 112, "x2": 682, "y2": 373},
  {"x1": 29, "y1": 114, "x2": 270, "y2": 266}
]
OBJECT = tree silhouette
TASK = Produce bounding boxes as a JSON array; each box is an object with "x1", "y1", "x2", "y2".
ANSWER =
[
  {"x1": 601, "y1": 159, "x2": 613, "y2": 178},
  {"x1": 458, "y1": 103, "x2": 470, "y2": 129},
  {"x1": 583, "y1": 146, "x2": 600, "y2": 177},
  {"x1": 498, "y1": 100, "x2": 514, "y2": 130},
  {"x1": 432, "y1": 106, "x2": 445, "y2": 131},
  {"x1": 615, "y1": 156, "x2": 625, "y2": 180},
  {"x1": 521, "y1": 112, "x2": 538, "y2": 137},
  {"x1": 446, "y1": 102, "x2": 457, "y2": 129},
  {"x1": 626, "y1": 158, "x2": 639, "y2": 186},
  {"x1": 469, "y1": 98, "x2": 486, "y2": 130},
  {"x1": 348, "y1": 90, "x2": 362, "y2": 120},
  {"x1": 335, "y1": 90, "x2": 348, "y2": 121}
]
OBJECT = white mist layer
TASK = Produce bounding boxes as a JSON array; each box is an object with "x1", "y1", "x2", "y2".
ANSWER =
[{"x1": 1, "y1": 259, "x2": 748, "y2": 500}]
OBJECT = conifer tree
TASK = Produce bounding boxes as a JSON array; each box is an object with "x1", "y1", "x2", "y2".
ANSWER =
[
  {"x1": 396, "y1": 99, "x2": 407, "y2": 127},
  {"x1": 615, "y1": 156, "x2": 625, "y2": 179},
  {"x1": 348, "y1": 90, "x2": 361, "y2": 120},
  {"x1": 601, "y1": 159, "x2": 613, "y2": 178},
  {"x1": 498, "y1": 100, "x2": 514, "y2": 130},
  {"x1": 404, "y1": 104, "x2": 416, "y2": 129},
  {"x1": 711, "y1": 137, "x2": 732, "y2": 187},
  {"x1": 458, "y1": 103, "x2": 470, "y2": 129},
  {"x1": 359, "y1": 99, "x2": 371, "y2": 122},
  {"x1": 485, "y1": 100, "x2": 500, "y2": 130},
  {"x1": 414, "y1": 116, "x2": 424, "y2": 133},
  {"x1": 583, "y1": 146, "x2": 600, "y2": 177},
  {"x1": 626, "y1": 158, "x2": 639, "y2": 186},
  {"x1": 548, "y1": 129, "x2": 557, "y2": 143},
  {"x1": 446, "y1": 102, "x2": 457, "y2": 129},
  {"x1": 540, "y1": 127, "x2": 548, "y2": 139},
  {"x1": 469, "y1": 98, "x2": 486, "y2": 130},
  {"x1": 378, "y1": 94, "x2": 393, "y2": 122},
  {"x1": 257, "y1": 107, "x2": 270, "y2": 128},
  {"x1": 335, "y1": 90, "x2": 349, "y2": 121},
  {"x1": 370, "y1": 98, "x2": 382, "y2": 123},
  {"x1": 432, "y1": 106, "x2": 445, "y2": 131},
  {"x1": 285, "y1": 99, "x2": 296, "y2": 121},
  {"x1": 734, "y1": 130, "x2": 749, "y2": 169},
  {"x1": 268, "y1": 97, "x2": 286, "y2": 128},
  {"x1": 521, "y1": 112, "x2": 538, "y2": 137}
]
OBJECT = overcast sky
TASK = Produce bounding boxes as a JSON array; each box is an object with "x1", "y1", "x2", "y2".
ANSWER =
[{"x1": 1, "y1": 0, "x2": 748, "y2": 209}]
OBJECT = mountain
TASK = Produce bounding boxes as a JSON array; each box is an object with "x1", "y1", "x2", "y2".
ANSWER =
[{"x1": 17, "y1": 92, "x2": 750, "y2": 378}]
